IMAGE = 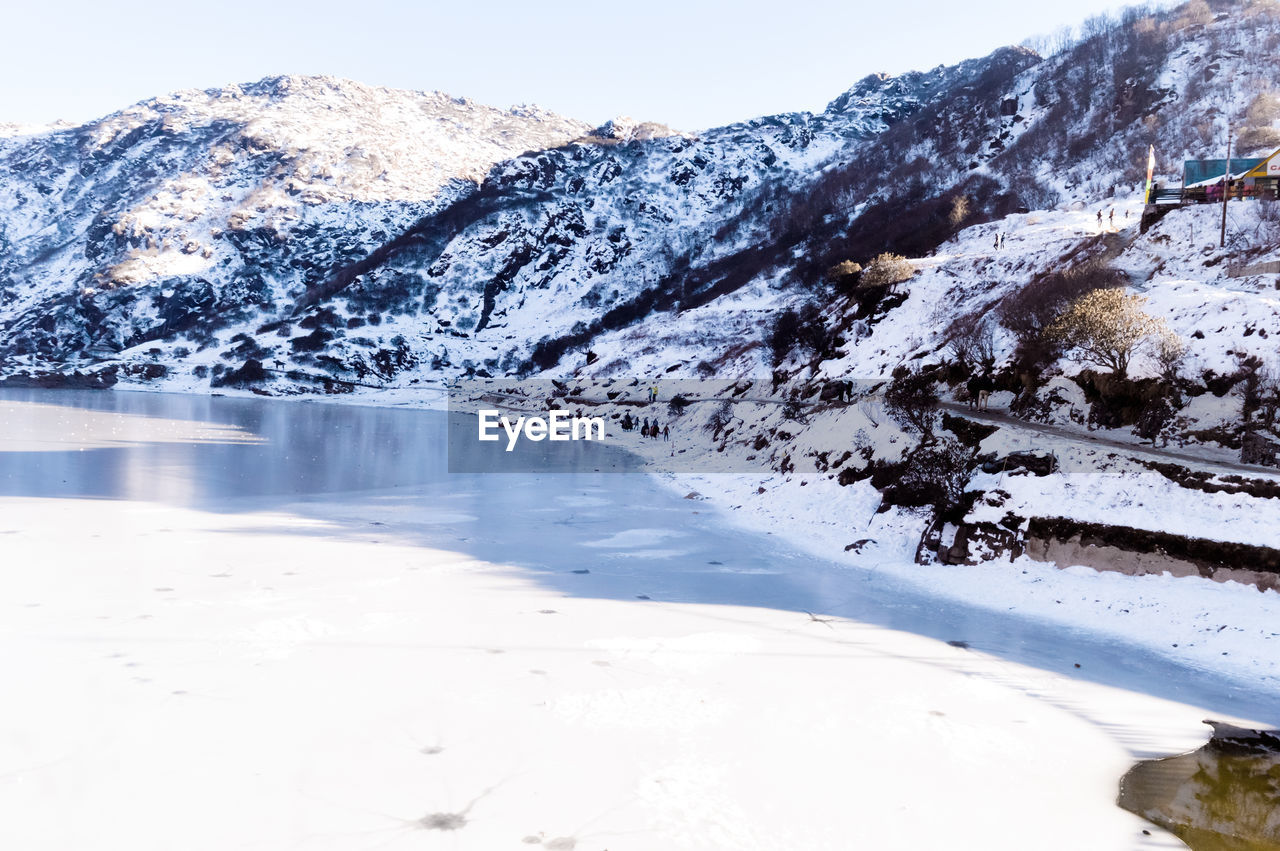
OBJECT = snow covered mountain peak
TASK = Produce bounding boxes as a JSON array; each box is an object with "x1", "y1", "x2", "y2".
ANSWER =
[
  {"x1": 0, "y1": 41, "x2": 1048, "y2": 373},
  {"x1": 0, "y1": 74, "x2": 596, "y2": 363},
  {"x1": 821, "y1": 46, "x2": 1039, "y2": 136},
  {"x1": 0, "y1": 119, "x2": 75, "y2": 139},
  {"x1": 74, "y1": 73, "x2": 593, "y2": 202},
  {"x1": 586, "y1": 115, "x2": 685, "y2": 143}
]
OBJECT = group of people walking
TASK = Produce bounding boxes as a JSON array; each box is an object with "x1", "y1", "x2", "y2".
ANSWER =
[
  {"x1": 620, "y1": 411, "x2": 668, "y2": 440},
  {"x1": 1096, "y1": 207, "x2": 1128, "y2": 232}
]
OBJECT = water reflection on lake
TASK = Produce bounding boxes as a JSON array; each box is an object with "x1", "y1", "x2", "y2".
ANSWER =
[{"x1": 1120, "y1": 723, "x2": 1280, "y2": 850}]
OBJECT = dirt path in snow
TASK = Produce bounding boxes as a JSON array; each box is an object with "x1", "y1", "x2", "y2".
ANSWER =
[
  {"x1": 478, "y1": 383, "x2": 1278, "y2": 480},
  {"x1": 938, "y1": 400, "x2": 1278, "y2": 479},
  {"x1": 637, "y1": 390, "x2": 1261, "y2": 479}
]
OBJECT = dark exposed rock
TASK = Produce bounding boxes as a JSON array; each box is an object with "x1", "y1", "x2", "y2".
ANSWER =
[
  {"x1": 980, "y1": 451, "x2": 1057, "y2": 476},
  {"x1": 0, "y1": 366, "x2": 118, "y2": 389},
  {"x1": 1241, "y1": 431, "x2": 1280, "y2": 467}
]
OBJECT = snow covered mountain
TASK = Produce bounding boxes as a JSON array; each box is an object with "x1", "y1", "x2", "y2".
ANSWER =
[
  {"x1": 0, "y1": 74, "x2": 591, "y2": 374},
  {"x1": 9, "y1": 11, "x2": 1280, "y2": 839},
  {"x1": 0, "y1": 48, "x2": 1042, "y2": 385},
  {"x1": 0, "y1": 2, "x2": 1278, "y2": 407},
  {"x1": 4, "y1": 2, "x2": 1280, "y2": 397}
]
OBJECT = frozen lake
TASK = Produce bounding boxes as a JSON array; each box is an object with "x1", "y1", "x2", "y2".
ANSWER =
[
  {"x1": 0, "y1": 388, "x2": 1271, "y2": 720},
  {"x1": 0, "y1": 388, "x2": 1273, "y2": 849}
]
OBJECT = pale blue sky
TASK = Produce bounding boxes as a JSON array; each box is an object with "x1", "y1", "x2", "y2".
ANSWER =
[{"x1": 6, "y1": 0, "x2": 1158, "y2": 130}]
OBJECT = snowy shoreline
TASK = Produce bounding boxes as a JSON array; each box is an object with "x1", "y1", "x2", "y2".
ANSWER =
[{"x1": 92, "y1": 381, "x2": 1280, "y2": 717}]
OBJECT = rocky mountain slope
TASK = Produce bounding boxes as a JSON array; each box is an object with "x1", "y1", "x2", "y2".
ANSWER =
[
  {"x1": 9, "y1": 1, "x2": 1279, "y2": 396},
  {"x1": 0, "y1": 74, "x2": 591, "y2": 372},
  {"x1": 0, "y1": 47, "x2": 1043, "y2": 386}
]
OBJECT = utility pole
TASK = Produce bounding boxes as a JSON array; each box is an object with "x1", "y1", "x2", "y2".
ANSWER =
[{"x1": 1220, "y1": 129, "x2": 1232, "y2": 248}]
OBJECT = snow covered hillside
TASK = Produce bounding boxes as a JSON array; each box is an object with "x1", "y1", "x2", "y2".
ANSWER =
[
  {"x1": 1, "y1": 50, "x2": 1040, "y2": 384},
  {"x1": 4, "y1": 4, "x2": 1280, "y2": 394},
  {"x1": 0, "y1": 75, "x2": 591, "y2": 371}
]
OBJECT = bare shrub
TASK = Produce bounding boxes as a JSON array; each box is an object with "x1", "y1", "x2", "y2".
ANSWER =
[
  {"x1": 860, "y1": 253, "x2": 915, "y2": 288},
  {"x1": 769, "y1": 308, "x2": 802, "y2": 367},
  {"x1": 828, "y1": 260, "x2": 862, "y2": 278},
  {"x1": 1051, "y1": 25, "x2": 1076, "y2": 54},
  {"x1": 1238, "y1": 127, "x2": 1280, "y2": 154},
  {"x1": 1017, "y1": 179, "x2": 1061, "y2": 212},
  {"x1": 1156, "y1": 332, "x2": 1188, "y2": 381},
  {"x1": 1046, "y1": 288, "x2": 1181, "y2": 378},
  {"x1": 1238, "y1": 91, "x2": 1280, "y2": 154},
  {"x1": 998, "y1": 262, "x2": 1121, "y2": 348},
  {"x1": 1135, "y1": 396, "x2": 1175, "y2": 444},
  {"x1": 1020, "y1": 33, "x2": 1051, "y2": 57},
  {"x1": 826, "y1": 260, "x2": 862, "y2": 293},
  {"x1": 887, "y1": 437, "x2": 975, "y2": 513},
  {"x1": 768, "y1": 302, "x2": 839, "y2": 366},
  {"x1": 1246, "y1": 90, "x2": 1280, "y2": 126},
  {"x1": 706, "y1": 400, "x2": 734, "y2": 437},
  {"x1": 1256, "y1": 365, "x2": 1280, "y2": 430},
  {"x1": 884, "y1": 366, "x2": 939, "y2": 440},
  {"x1": 1176, "y1": 0, "x2": 1212, "y2": 29},
  {"x1": 1239, "y1": 354, "x2": 1266, "y2": 423},
  {"x1": 782, "y1": 399, "x2": 808, "y2": 423},
  {"x1": 1246, "y1": 0, "x2": 1280, "y2": 21},
  {"x1": 946, "y1": 314, "x2": 997, "y2": 371}
]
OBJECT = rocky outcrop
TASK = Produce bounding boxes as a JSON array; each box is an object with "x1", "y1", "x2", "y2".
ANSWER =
[
  {"x1": 917, "y1": 520, "x2": 1024, "y2": 566},
  {"x1": 1241, "y1": 431, "x2": 1280, "y2": 467}
]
